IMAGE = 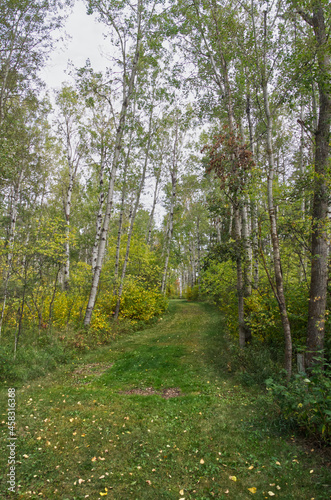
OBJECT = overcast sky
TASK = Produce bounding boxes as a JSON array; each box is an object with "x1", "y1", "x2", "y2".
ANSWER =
[
  {"x1": 41, "y1": 1, "x2": 108, "y2": 90},
  {"x1": 40, "y1": 1, "x2": 166, "y2": 221}
]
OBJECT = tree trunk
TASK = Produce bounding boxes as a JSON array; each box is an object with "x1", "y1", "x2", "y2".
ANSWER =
[
  {"x1": 197, "y1": 217, "x2": 201, "y2": 294},
  {"x1": 234, "y1": 203, "x2": 246, "y2": 348},
  {"x1": 0, "y1": 169, "x2": 23, "y2": 338},
  {"x1": 92, "y1": 138, "x2": 107, "y2": 274},
  {"x1": 302, "y1": 4, "x2": 331, "y2": 369},
  {"x1": 262, "y1": 56, "x2": 292, "y2": 378},
  {"x1": 146, "y1": 167, "x2": 161, "y2": 246},
  {"x1": 113, "y1": 127, "x2": 135, "y2": 283},
  {"x1": 161, "y1": 161, "x2": 177, "y2": 293},
  {"x1": 113, "y1": 105, "x2": 154, "y2": 319},
  {"x1": 83, "y1": 8, "x2": 142, "y2": 326}
]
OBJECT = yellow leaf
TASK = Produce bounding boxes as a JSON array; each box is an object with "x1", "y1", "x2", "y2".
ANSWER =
[
  {"x1": 248, "y1": 487, "x2": 257, "y2": 494},
  {"x1": 229, "y1": 476, "x2": 237, "y2": 482},
  {"x1": 248, "y1": 465, "x2": 254, "y2": 470},
  {"x1": 91, "y1": 457, "x2": 97, "y2": 462},
  {"x1": 180, "y1": 490, "x2": 184, "y2": 495},
  {"x1": 268, "y1": 492, "x2": 275, "y2": 496},
  {"x1": 100, "y1": 492, "x2": 107, "y2": 497},
  {"x1": 200, "y1": 459, "x2": 205, "y2": 464}
]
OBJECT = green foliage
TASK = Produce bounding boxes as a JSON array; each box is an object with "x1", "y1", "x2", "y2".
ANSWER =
[
  {"x1": 186, "y1": 284, "x2": 199, "y2": 301},
  {"x1": 200, "y1": 260, "x2": 238, "y2": 335},
  {"x1": 0, "y1": 338, "x2": 73, "y2": 383},
  {"x1": 119, "y1": 278, "x2": 168, "y2": 322},
  {"x1": 229, "y1": 339, "x2": 282, "y2": 387},
  {"x1": 266, "y1": 360, "x2": 331, "y2": 444}
]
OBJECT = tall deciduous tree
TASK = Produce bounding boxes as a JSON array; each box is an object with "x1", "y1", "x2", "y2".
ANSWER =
[
  {"x1": 55, "y1": 85, "x2": 85, "y2": 290},
  {"x1": 0, "y1": 0, "x2": 67, "y2": 125},
  {"x1": 84, "y1": 0, "x2": 164, "y2": 326},
  {"x1": 291, "y1": 0, "x2": 331, "y2": 368}
]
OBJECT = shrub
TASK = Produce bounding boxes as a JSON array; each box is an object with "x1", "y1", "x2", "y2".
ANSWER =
[
  {"x1": 120, "y1": 279, "x2": 168, "y2": 322},
  {"x1": 266, "y1": 360, "x2": 331, "y2": 444}
]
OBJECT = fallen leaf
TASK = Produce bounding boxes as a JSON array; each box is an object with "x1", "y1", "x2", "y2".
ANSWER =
[
  {"x1": 200, "y1": 459, "x2": 205, "y2": 464},
  {"x1": 180, "y1": 490, "x2": 184, "y2": 495},
  {"x1": 146, "y1": 480, "x2": 151, "y2": 485},
  {"x1": 276, "y1": 486, "x2": 281, "y2": 490},
  {"x1": 78, "y1": 479, "x2": 85, "y2": 484},
  {"x1": 225, "y1": 490, "x2": 229, "y2": 494},
  {"x1": 310, "y1": 470, "x2": 314, "y2": 474},
  {"x1": 268, "y1": 492, "x2": 275, "y2": 497},
  {"x1": 91, "y1": 457, "x2": 97, "y2": 462},
  {"x1": 248, "y1": 465, "x2": 254, "y2": 470},
  {"x1": 248, "y1": 487, "x2": 257, "y2": 494},
  {"x1": 275, "y1": 461, "x2": 281, "y2": 466},
  {"x1": 100, "y1": 493, "x2": 107, "y2": 497},
  {"x1": 229, "y1": 476, "x2": 237, "y2": 482}
]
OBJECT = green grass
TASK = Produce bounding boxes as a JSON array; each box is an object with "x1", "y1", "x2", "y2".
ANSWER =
[{"x1": 0, "y1": 300, "x2": 330, "y2": 499}]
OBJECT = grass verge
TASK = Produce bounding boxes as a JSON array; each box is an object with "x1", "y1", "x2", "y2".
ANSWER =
[{"x1": 0, "y1": 300, "x2": 330, "y2": 499}]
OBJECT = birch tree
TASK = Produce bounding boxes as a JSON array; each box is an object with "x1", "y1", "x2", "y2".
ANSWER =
[
  {"x1": 161, "y1": 112, "x2": 180, "y2": 294},
  {"x1": 248, "y1": 1, "x2": 293, "y2": 377},
  {"x1": 290, "y1": 0, "x2": 331, "y2": 369},
  {"x1": 84, "y1": 0, "x2": 163, "y2": 326},
  {"x1": 56, "y1": 85, "x2": 85, "y2": 290},
  {"x1": 113, "y1": 87, "x2": 156, "y2": 319}
]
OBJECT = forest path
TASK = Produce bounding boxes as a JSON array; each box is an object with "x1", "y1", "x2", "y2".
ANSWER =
[{"x1": 1, "y1": 300, "x2": 329, "y2": 499}]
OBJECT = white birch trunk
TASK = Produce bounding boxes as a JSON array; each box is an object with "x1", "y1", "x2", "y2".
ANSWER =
[
  {"x1": 0, "y1": 170, "x2": 23, "y2": 338},
  {"x1": 92, "y1": 140, "x2": 107, "y2": 274},
  {"x1": 113, "y1": 105, "x2": 154, "y2": 319},
  {"x1": 161, "y1": 118, "x2": 178, "y2": 294},
  {"x1": 114, "y1": 127, "x2": 135, "y2": 283},
  {"x1": 84, "y1": 6, "x2": 142, "y2": 327},
  {"x1": 146, "y1": 167, "x2": 161, "y2": 246},
  {"x1": 261, "y1": 15, "x2": 292, "y2": 377}
]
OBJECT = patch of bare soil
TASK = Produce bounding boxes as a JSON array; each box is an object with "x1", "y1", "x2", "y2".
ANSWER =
[
  {"x1": 122, "y1": 386, "x2": 183, "y2": 399},
  {"x1": 71, "y1": 363, "x2": 113, "y2": 384}
]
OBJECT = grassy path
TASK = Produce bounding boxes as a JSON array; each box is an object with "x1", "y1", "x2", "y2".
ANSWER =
[{"x1": 1, "y1": 301, "x2": 330, "y2": 499}]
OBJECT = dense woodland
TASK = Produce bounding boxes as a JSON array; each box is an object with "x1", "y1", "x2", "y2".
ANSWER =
[{"x1": 0, "y1": 0, "x2": 330, "y2": 442}]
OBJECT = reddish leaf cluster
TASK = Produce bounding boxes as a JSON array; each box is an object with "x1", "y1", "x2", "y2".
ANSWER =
[{"x1": 202, "y1": 127, "x2": 254, "y2": 192}]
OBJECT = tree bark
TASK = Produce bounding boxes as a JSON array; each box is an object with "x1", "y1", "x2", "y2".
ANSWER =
[
  {"x1": 0, "y1": 169, "x2": 23, "y2": 338},
  {"x1": 113, "y1": 126, "x2": 135, "y2": 283},
  {"x1": 92, "y1": 137, "x2": 107, "y2": 274},
  {"x1": 161, "y1": 118, "x2": 178, "y2": 294},
  {"x1": 113, "y1": 101, "x2": 154, "y2": 319},
  {"x1": 262, "y1": 58, "x2": 292, "y2": 379},
  {"x1": 299, "y1": 4, "x2": 331, "y2": 369},
  {"x1": 84, "y1": 14, "x2": 142, "y2": 326},
  {"x1": 146, "y1": 166, "x2": 161, "y2": 246}
]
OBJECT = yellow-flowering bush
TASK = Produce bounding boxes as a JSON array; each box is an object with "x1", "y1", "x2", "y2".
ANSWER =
[{"x1": 119, "y1": 279, "x2": 168, "y2": 322}]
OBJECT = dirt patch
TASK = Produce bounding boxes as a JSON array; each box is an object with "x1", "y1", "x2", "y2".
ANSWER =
[
  {"x1": 71, "y1": 363, "x2": 113, "y2": 384},
  {"x1": 122, "y1": 386, "x2": 183, "y2": 399}
]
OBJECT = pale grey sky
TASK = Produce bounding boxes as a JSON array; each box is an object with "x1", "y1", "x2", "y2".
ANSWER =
[{"x1": 41, "y1": 1, "x2": 107, "y2": 89}]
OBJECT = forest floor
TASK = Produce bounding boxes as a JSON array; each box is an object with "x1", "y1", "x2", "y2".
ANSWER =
[{"x1": 0, "y1": 300, "x2": 330, "y2": 500}]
